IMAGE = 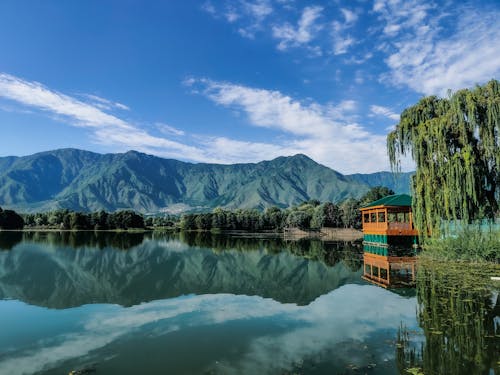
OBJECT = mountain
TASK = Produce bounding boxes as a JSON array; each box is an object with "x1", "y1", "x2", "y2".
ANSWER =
[
  {"x1": 346, "y1": 171, "x2": 413, "y2": 196},
  {"x1": 0, "y1": 148, "x2": 412, "y2": 213}
]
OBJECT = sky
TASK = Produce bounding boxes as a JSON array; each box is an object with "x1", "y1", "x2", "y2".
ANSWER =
[{"x1": 0, "y1": 0, "x2": 498, "y2": 173}]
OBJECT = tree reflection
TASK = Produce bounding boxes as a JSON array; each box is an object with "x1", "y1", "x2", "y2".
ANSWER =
[
  {"x1": 397, "y1": 260, "x2": 500, "y2": 375},
  {"x1": 21, "y1": 231, "x2": 148, "y2": 250},
  {"x1": 0, "y1": 231, "x2": 364, "y2": 308},
  {"x1": 0, "y1": 231, "x2": 23, "y2": 250}
]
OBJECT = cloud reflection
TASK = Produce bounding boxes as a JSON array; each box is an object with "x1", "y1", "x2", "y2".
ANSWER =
[{"x1": 0, "y1": 285, "x2": 416, "y2": 374}]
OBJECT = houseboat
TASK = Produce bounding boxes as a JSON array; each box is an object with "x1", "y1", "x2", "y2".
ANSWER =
[
  {"x1": 360, "y1": 194, "x2": 418, "y2": 250},
  {"x1": 360, "y1": 194, "x2": 419, "y2": 288}
]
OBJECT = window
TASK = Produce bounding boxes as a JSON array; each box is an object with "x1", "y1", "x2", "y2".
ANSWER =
[
  {"x1": 364, "y1": 213, "x2": 370, "y2": 223},
  {"x1": 364, "y1": 264, "x2": 371, "y2": 274},
  {"x1": 378, "y1": 212, "x2": 386, "y2": 223},
  {"x1": 380, "y1": 268, "x2": 388, "y2": 280},
  {"x1": 371, "y1": 213, "x2": 377, "y2": 222}
]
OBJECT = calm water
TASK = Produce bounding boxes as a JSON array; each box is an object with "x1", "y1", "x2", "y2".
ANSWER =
[{"x1": 0, "y1": 231, "x2": 498, "y2": 375}]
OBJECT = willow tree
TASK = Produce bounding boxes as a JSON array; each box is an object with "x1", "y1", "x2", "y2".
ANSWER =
[{"x1": 388, "y1": 79, "x2": 500, "y2": 236}]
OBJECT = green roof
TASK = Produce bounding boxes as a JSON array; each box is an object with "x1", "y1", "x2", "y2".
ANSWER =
[{"x1": 361, "y1": 194, "x2": 412, "y2": 209}]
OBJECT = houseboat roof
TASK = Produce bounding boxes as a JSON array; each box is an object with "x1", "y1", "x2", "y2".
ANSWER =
[{"x1": 360, "y1": 194, "x2": 412, "y2": 210}]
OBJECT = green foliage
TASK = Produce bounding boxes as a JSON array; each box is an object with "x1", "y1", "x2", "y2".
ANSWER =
[
  {"x1": 340, "y1": 198, "x2": 361, "y2": 229},
  {"x1": 286, "y1": 210, "x2": 312, "y2": 230},
  {"x1": 0, "y1": 207, "x2": 24, "y2": 229},
  {"x1": 388, "y1": 80, "x2": 500, "y2": 235},
  {"x1": 179, "y1": 198, "x2": 367, "y2": 231},
  {"x1": 359, "y1": 186, "x2": 395, "y2": 206},
  {"x1": 424, "y1": 226, "x2": 500, "y2": 262},
  {"x1": 23, "y1": 209, "x2": 145, "y2": 230},
  {"x1": 396, "y1": 260, "x2": 500, "y2": 374}
]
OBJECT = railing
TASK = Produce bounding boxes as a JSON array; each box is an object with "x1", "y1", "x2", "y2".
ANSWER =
[
  {"x1": 362, "y1": 222, "x2": 388, "y2": 231},
  {"x1": 388, "y1": 222, "x2": 413, "y2": 231}
]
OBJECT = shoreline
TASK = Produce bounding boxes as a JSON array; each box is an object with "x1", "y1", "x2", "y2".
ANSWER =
[{"x1": 1, "y1": 227, "x2": 363, "y2": 241}]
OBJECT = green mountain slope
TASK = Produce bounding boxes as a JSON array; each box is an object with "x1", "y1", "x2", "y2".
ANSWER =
[
  {"x1": 0, "y1": 149, "x2": 412, "y2": 213},
  {"x1": 346, "y1": 171, "x2": 413, "y2": 195}
]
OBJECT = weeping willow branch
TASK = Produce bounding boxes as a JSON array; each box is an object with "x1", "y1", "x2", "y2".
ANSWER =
[{"x1": 388, "y1": 79, "x2": 500, "y2": 236}]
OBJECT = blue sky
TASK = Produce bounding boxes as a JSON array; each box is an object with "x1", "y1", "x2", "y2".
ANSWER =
[{"x1": 0, "y1": 0, "x2": 498, "y2": 173}]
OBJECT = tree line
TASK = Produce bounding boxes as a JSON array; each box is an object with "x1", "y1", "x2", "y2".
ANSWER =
[
  {"x1": 180, "y1": 187, "x2": 394, "y2": 231},
  {"x1": 1, "y1": 186, "x2": 394, "y2": 232},
  {"x1": 23, "y1": 209, "x2": 146, "y2": 230}
]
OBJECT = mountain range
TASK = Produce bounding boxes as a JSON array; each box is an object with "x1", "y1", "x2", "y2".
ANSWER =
[{"x1": 0, "y1": 148, "x2": 412, "y2": 213}]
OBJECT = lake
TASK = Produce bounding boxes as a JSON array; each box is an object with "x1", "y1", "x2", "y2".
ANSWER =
[{"x1": 0, "y1": 231, "x2": 498, "y2": 375}]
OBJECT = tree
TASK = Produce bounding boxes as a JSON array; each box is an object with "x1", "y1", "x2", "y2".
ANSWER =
[
  {"x1": 310, "y1": 205, "x2": 325, "y2": 229},
  {"x1": 359, "y1": 186, "x2": 395, "y2": 206},
  {"x1": 322, "y1": 202, "x2": 343, "y2": 227},
  {"x1": 263, "y1": 206, "x2": 284, "y2": 230},
  {"x1": 0, "y1": 207, "x2": 24, "y2": 229},
  {"x1": 388, "y1": 79, "x2": 500, "y2": 235},
  {"x1": 285, "y1": 210, "x2": 312, "y2": 229},
  {"x1": 340, "y1": 198, "x2": 360, "y2": 228},
  {"x1": 69, "y1": 212, "x2": 90, "y2": 230}
]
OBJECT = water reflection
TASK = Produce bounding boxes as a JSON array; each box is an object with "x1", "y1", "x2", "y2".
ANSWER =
[
  {"x1": 1, "y1": 232, "x2": 498, "y2": 375},
  {"x1": 0, "y1": 232, "x2": 363, "y2": 308},
  {"x1": 0, "y1": 285, "x2": 418, "y2": 375},
  {"x1": 397, "y1": 260, "x2": 500, "y2": 375},
  {"x1": 0, "y1": 231, "x2": 23, "y2": 250},
  {"x1": 362, "y1": 253, "x2": 416, "y2": 289}
]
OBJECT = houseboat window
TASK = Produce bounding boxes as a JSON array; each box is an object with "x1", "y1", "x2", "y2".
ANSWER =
[
  {"x1": 388, "y1": 212, "x2": 397, "y2": 222},
  {"x1": 364, "y1": 213, "x2": 370, "y2": 223},
  {"x1": 378, "y1": 212, "x2": 386, "y2": 222},
  {"x1": 380, "y1": 268, "x2": 388, "y2": 280},
  {"x1": 364, "y1": 264, "x2": 371, "y2": 274},
  {"x1": 370, "y1": 213, "x2": 377, "y2": 222},
  {"x1": 372, "y1": 266, "x2": 379, "y2": 277}
]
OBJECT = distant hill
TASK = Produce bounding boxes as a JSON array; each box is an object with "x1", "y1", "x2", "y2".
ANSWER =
[
  {"x1": 0, "y1": 148, "x2": 413, "y2": 213},
  {"x1": 346, "y1": 171, "x2": 413, "y2": 196}
]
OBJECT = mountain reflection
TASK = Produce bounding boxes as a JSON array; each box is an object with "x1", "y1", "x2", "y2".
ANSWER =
[{"x1": 0, "y1": 232, "x2": 363, "y2": 308}]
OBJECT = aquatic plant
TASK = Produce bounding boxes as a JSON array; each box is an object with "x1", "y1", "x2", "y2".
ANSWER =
[{"x1": 397, "y1": 260, "x2": 500, "y2": 374}]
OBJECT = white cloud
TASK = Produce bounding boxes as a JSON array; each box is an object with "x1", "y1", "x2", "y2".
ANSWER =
[
  {"x1": 370, "y1": 105, "x2": 400, "y2": 121},
  {"x1": 272, "y1": 6, "x2": 323, "y2": 51},
  {"x1": 0, "y1": 72, "x2": 401, "y2": 173},
  {"x1": 203, "y1": 0, "x2": 272, "y2": 39},
  {"x1": 156, "y1": 122, "x2": 186, "y2": 136},
  {"x1": 0, "y1": 73, "x2": 214, "y2": 162},
  {"x1": 0, "y1": 73, "x2": 132, "y2": 130},
  {"x1": 242, "y1": 0, "x2": 272, "y2": 20},
  {"x1": 82, "y1": 94, "x2": 130, "y2": 111},
  {"x1": 189, "y1": 78, "x2": 392, "y2": 173},
  {"x1": 375, "y1": 1, "x2": 500, "y2": 95},
  {"x1": 330, "y1": 7, "x2": 359, "y2": 56},
  {"x1": 340, "y1": 8, "x2": 358, "y2": 24},
  {"x1": 225, "y1": 10, "x2": 240, "y2": 23},
  {"x1": 332, "y1": 34, "x2": 356, "y2": 55},
  {"x1": 201, "y1": 1, "x2": 216, "y2": 16}
]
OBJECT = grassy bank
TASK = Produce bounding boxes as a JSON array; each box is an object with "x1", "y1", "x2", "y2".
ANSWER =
[{"x1": 423, "y1": 227, "x2": 500, "y2": 263}]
